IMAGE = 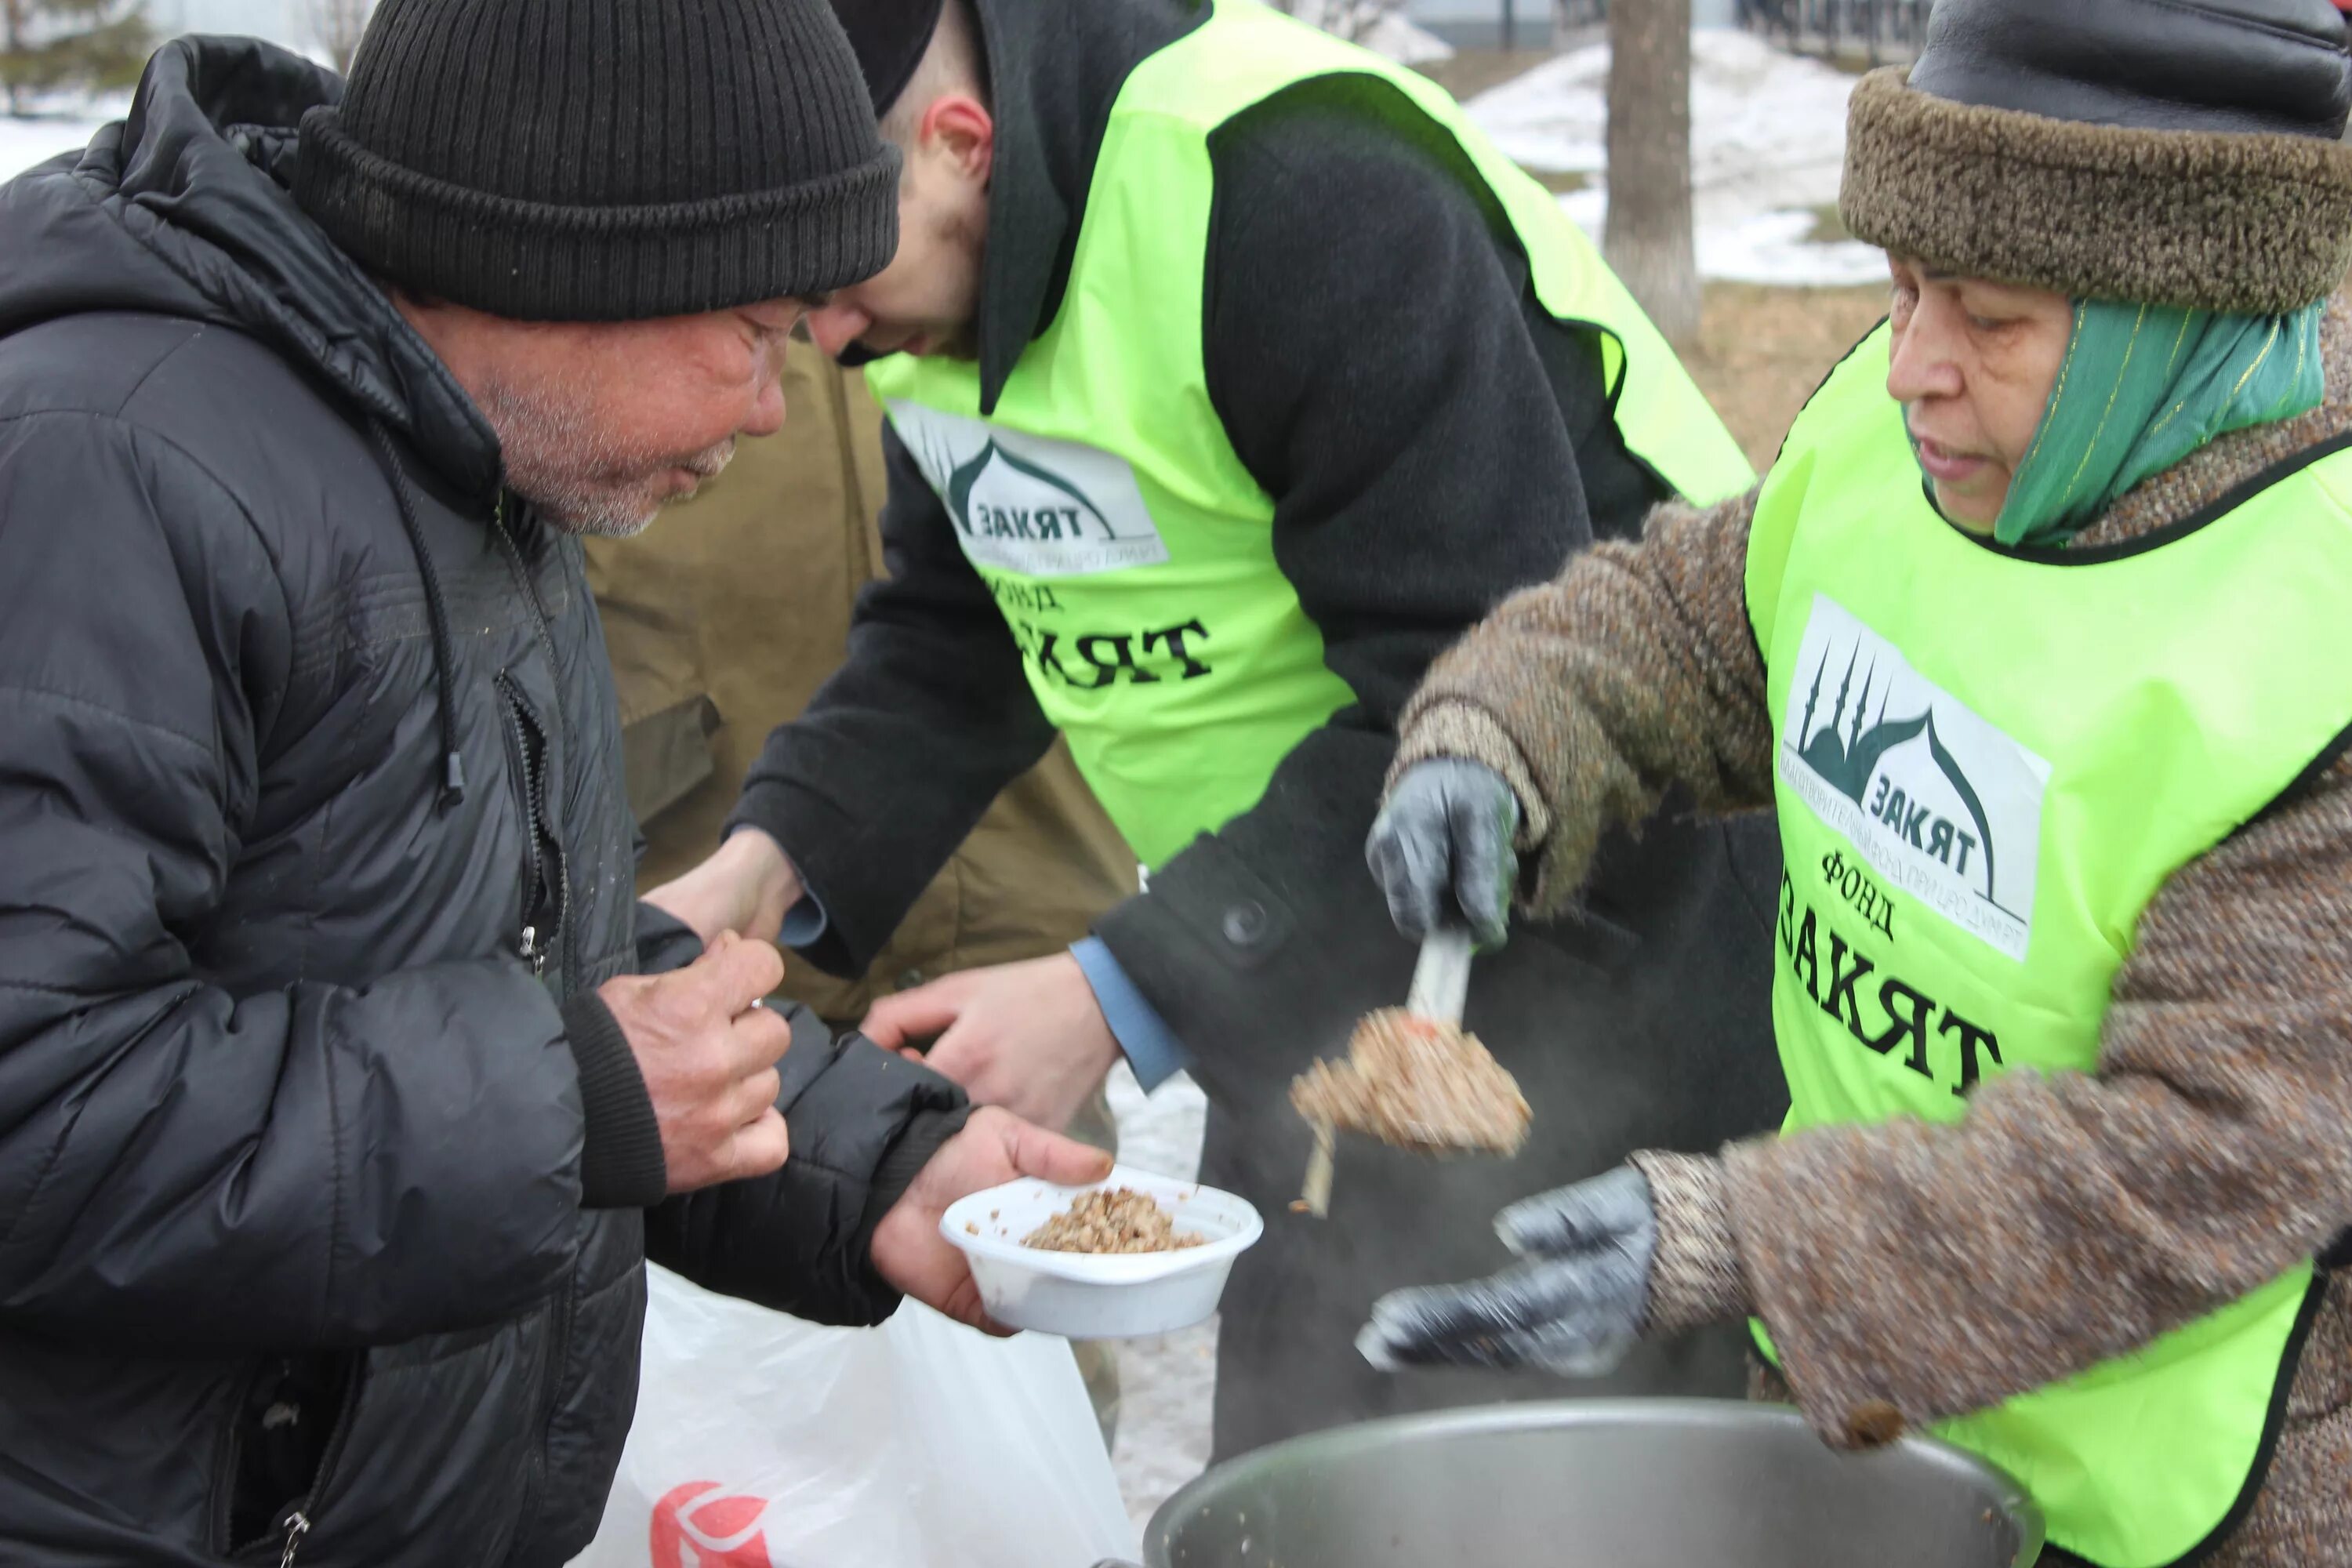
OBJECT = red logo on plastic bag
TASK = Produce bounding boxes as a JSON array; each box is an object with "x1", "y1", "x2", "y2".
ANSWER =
[{"x1": 649, "y1": 1480, "x2": 771, "y2": 1568}]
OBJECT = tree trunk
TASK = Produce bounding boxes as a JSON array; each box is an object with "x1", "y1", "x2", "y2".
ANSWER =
[{"x1": 1603, "y1": 0, "x2": 1702, "y2": 348}]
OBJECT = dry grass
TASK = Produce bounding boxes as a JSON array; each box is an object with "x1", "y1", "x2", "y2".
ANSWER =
[
  {"x1": 1413, "y1": 47, "x2": 1559, "y2": 103},
  {"x1": 1526, "y1": 166, "x2": 1592, "y2": 194},
  {"x1": 1685, "y1": 281, "x2": 1889, "y2": 469}
]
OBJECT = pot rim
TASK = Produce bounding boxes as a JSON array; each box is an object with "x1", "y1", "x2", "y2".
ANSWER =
[{"x1": 1140, "y1": 1397, "x2": 2044, "y2": 1568}]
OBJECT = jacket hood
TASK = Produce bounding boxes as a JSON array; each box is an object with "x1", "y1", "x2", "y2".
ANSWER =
[
  {"x1": 937, "y1": 0, "x2": 1201, "y2": 412},
  {"x1": 0, "y1": 36, "x2": 502, "y2": 499}
]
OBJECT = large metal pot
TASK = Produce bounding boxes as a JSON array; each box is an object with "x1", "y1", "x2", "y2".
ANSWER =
[{"x1": 1099, "y1": 1400, "x2": 2042, "y2": 1568}]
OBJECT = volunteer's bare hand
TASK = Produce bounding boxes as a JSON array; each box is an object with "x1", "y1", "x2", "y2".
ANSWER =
[
  {"x1": 870, "y1": 1106, "x2": 1116, "y2": 1331},
  {"x1": 861, "y1": 954, "x2": 1118, "y2": 1133},
  {"x1": 595, "y1": 931, "x2": 793, "y2": 1194},
  {"x1": 644, "y1": 827, "x2": 804, "y2": 947}
]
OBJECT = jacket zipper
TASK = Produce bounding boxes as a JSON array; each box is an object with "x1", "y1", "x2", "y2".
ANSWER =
[
  {"x1": 488, "y1": 497, "x2": 586, "y2": 1547},
  {"x1": 211, "y1": 1359, "x2": 271, "y2": 1553},
  {"x1": 232, "y1": 1355, "x2": 364, "y2": 1566},
  {"x1": 506, "y1": 1226, "x2": 579, "y2": 1557},
  {"x1": 495, "y1": 670, "x2": 557, "y2": 976},
  {"x1": 540, "y1": 1279, "x2": 578, "y2": 1448},
  {"x1": 488, "y1": 497, "x2": 581, "y2": 999},
  {"x1": 274, "y1": 1511, "x2": 309, "y2": 1568}
]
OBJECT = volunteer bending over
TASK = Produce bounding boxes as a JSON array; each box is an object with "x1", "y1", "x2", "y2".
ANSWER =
[
  {"x1": 1356, "y1": 2, "x2": 2352, "y2": 1563},
  {"x1": 652, "y1": 0, "x2": 1785, "y2": 1454}
]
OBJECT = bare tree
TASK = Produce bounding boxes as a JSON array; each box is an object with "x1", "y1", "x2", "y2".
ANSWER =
[
  {"x1": 310, "y1": 0, "x2": 372, "y2": 74},
  {"x1": 1602, "y1": 0, "x2": 1700, "y2": 347}
]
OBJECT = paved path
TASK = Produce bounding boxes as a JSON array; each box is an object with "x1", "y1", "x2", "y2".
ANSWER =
[{"x1": 1102, "y1": 1065, "x2": 1217, "y2": 1534}]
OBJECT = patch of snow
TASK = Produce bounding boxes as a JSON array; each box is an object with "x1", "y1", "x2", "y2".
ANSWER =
[
  {"x1": 1287, "y1": 0, "x2": 1455, "y2": 65},
  {"x1": 1697, "y1": 207, "x2": 1887, "y2": 287},
  {"x1": 1468, "y1": 29, "x2": 1880, "y2": 288},
  {"x1": 1110, "y1": 1317, "x2": 1218, "y2": 1534},
  {"x1": 1106, "y1": 1061, "x2": 1207, "y2": 1185},
  {"x1": 1357, "y1": 12, "x2": 1454, "y2": 65},
  {"x1": 1, "y1": 107, "x2": 114, "y2": 184},
  {"x1": 1104, "y1": 1063, "x2": 1218, "y2": 1533}
]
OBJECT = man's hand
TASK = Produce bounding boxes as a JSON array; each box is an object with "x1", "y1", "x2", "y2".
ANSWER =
[
  {"x1": 861, "y1": 954, "x2": 1119, "y2": 1132},
  {"x1": 644, "y1": 827, "x2": 804, "y2": 946},
  {"x1": 595, "y1": 931, "x2": 795, "y2": 1195},
  {"x1": 871, "y1": 1106, "x2": 1115, "y2": 1331},
  {"x1": 1356, "y1": 1165, "x2": 1657, "y2": 1376}
]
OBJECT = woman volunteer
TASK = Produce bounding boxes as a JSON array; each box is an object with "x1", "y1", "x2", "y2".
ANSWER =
[{"x1": 1352, "y1": 2, "x2": 2352, "y2": 1563}]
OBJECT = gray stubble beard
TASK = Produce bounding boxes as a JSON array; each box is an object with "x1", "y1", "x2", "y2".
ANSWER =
[{"x1": 477, "y1": 375, "x2": 736, "y2": 538}]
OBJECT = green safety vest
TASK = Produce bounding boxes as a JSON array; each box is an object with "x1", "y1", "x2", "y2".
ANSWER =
[
  {"x1": 869, "y1": 0, "x2": 1753, "y2": 869},
  {"x1": 1744, "y1": 323, "x2": 2351, "y2": 1567}
]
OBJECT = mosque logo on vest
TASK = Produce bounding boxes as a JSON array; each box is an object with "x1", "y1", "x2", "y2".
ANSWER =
[
  {"x1": 1780, "y1": 594, "x2": 2051, "y2": 961},
  {"x1": 886, "y1": 402, "x2": 1171, "y2": 577}
]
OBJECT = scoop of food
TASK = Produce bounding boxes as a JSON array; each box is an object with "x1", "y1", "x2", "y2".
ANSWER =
[
  {"x1": 1290, "y1": 1007, "x2": 1531, "y2": 1156},
  {"x1": 1023, "y1": 1187, "x2": 1206, "y2": 1254}
]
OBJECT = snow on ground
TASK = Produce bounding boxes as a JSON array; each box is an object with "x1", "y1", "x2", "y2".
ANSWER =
[
  {"x1": 1351, "y1": 11, "x2": 1456, "y2": 67},
  {"x1": 0, "y1": 108, "x2": 112, "y2": 183},
  {"x1": 1289, "y1": 0, "x2": 1454, "y2": 66},
  {"x1": 1103, "y1": 1062, "x2": 1218, "y2": 1534},
  {"x1": 1467, "y1": 29, "x2": 1886, "y2": 287}
]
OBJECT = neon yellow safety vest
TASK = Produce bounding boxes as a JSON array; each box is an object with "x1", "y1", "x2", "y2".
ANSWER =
[
  {"x1": 869, "y1": 0, "x2": 1753, "y2": 870},
  {"x1": 1744, "y1": 323, "x2": 2350, "y2": 1567}
]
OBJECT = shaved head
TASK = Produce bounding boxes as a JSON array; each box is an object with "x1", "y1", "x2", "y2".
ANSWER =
[{"x1": 879, "y1": 0, "x2": 986, "y2": 149}]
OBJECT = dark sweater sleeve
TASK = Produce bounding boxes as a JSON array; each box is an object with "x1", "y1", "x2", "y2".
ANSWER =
[
  {"x1": 727, "y1": 423, "x2": 1060, "y2": 978},
  {"x1": 632, "y1": 897, "x2": 706, "y2": 977},
  {"x1": 646, "y1": 1006, "x2": 971, "y2": 1325},
  {"x1": 556, "y1": 990, "x2": 668, "y2": 1210},
  {"x1": 1094, "y1": 90, "x2": 1632, "y2": 1094}
]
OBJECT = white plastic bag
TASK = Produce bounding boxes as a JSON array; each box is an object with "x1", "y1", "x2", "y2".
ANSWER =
[{"x1": 570, "y1": 1265, "x2": 1139, "y2": 1568}]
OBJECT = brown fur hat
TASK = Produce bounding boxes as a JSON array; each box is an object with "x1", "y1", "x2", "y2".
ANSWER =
[{"x1": 1839, "y1": 0, "x2": 2352, "y2": 311}]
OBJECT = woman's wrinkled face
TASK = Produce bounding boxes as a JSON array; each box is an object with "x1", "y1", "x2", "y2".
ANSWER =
[{"x1": 1884, "y1": 256, "x2": 2074, "y2": 531}]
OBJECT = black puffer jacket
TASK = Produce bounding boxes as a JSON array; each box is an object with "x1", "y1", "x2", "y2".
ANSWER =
[{"x1": 0, "y1": 39, "x2": 964, "y2": 1568}]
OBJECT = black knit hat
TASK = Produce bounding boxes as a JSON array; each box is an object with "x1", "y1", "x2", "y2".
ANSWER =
[
  {"x1": 829, "y1": 0, "x2": 949, "y2": 113},
  {"x1": 1840, "y1": 0, "x2": 2352, "y2": 313},
  {"x1": 295, "y1": 0, "x2": 901, "y2": 321}
]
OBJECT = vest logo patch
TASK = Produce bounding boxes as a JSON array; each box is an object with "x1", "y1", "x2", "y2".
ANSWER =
[
  {"x1": 1780, "y1": 594, "x2": 2050, "y2": 960},
  {"x1": 887, "y1": 402, "x2": 1171, "y2": 578}
]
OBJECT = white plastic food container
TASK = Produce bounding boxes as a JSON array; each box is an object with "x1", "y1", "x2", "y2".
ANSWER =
[{"x1": 940, "y1": 1165, "x2": 1264, "y2": 1339}]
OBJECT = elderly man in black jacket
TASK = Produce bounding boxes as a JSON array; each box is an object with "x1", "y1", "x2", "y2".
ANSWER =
[
  {"x1": 651, "y1": 0, "x2": 1790, "y2": 1458},
  {"x1": 0, "y1": 5, "x2": 1106, "y2": 1566}
]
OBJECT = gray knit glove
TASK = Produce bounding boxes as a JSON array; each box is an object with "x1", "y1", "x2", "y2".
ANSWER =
[
  {"x1": 1356, "y1": 1166, "x2": 1655, "y2": 1377},
  {"x1": 1367, "y1": 758, "x2": 1521, "y2": 948}
]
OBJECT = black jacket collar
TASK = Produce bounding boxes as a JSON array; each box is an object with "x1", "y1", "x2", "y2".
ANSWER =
[{"x1": 0, "y1": 38, "x2": 505, "y2": 503}]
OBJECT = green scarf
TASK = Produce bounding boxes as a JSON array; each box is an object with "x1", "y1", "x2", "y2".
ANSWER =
[{"x1": 1990, "y1": 300, "x2": 2326, "y2": 548}]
